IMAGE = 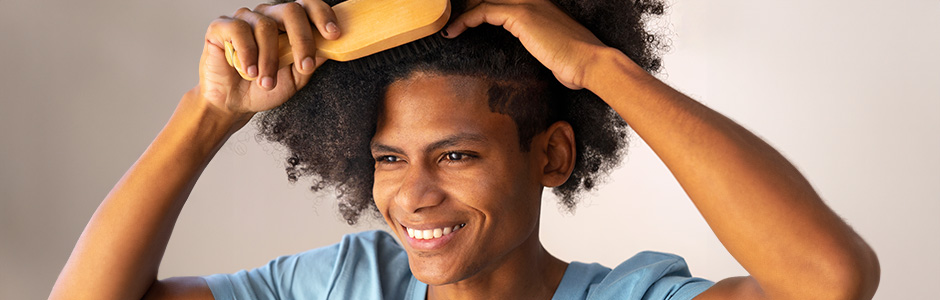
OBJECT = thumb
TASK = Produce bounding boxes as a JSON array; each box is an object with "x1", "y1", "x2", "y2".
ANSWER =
[
  {"x1": 290, "y1": 56, "x2": 327, "y2": 89},
  {"x1": 554, "y1": 71, "x2": 584, "y2": 90}
]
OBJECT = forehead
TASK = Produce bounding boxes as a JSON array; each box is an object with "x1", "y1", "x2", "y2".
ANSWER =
[
  {"x1": 385, "y1": 72, "x2": 488, "y2": 109},
  {"x1": 374, "y1": 72, "x2": 516, "y2": 147}
]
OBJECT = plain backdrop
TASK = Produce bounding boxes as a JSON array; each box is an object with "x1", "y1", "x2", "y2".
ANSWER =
[{"x1": 1, "y1": 0, "x2": 938, "y2": 299}]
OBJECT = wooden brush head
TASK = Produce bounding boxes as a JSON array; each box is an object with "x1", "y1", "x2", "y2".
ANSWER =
[
  {"x1": 225, "y1": 0, "x2": 451, "y2": 80},
  {"x1": 316, "y1": 0, "x2": 452, "y2": 61}
]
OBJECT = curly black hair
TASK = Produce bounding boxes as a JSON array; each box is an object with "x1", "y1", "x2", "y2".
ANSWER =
[{"x1": 257, "y1": 0, "x2": 666, "y2": 224}]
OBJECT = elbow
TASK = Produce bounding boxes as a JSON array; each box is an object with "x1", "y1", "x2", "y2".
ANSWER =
[{"x1": 819, "y1": 237, "x2": 881, "y2": 300}]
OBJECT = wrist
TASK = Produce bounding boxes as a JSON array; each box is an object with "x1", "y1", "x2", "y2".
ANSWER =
[
  {"x1": 183, "y1": 86, "x2": 255, "y2": 134},
  {"x1": 582, "y1": 47, "x2": 649, "y2": 94},
  {"x1": 186, "y1": 85, "x2": 255, "y2": 130},
  {"x1": 162, "y1": 87, "x2": 255, "y2": 159}
]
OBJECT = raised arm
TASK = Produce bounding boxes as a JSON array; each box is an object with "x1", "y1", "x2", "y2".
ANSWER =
[
  {"x1": 585, "y1": 49, "x2": 880, "y2": 300},
  {"x1": 47, "y1": 88, "x2": 242, "y2": 300},
  {"x1": 49, "y1": 1, "x2": 337, "y2": 299},
  {"x1": 443, "y1": 1, "x2": 880, "y2": 299}
]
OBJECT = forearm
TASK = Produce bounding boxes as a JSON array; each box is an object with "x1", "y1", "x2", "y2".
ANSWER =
[
  {"x1": 50, "y1": 87, "x2": 249, "y2": 300},
  {"x1": 585, "y1": 49, "x2": 879, "y2": 299}
]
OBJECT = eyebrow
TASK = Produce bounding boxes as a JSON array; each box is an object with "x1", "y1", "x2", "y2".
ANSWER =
[{"x1": 370, "y1": 133, "x2": 488, "y2": 155}]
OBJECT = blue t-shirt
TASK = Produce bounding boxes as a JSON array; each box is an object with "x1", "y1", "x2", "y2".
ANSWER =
[{"x1": 203, "y1": 230, "x2": 713, "y2": 299}]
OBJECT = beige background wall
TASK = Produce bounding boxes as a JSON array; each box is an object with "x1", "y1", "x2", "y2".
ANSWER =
[{"x1": 1, "y1": 0, "x2": 937, "y2": 299}]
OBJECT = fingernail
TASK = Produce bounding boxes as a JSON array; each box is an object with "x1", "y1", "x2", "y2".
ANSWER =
[
  {"x1": 326, "y1": 22, "x2": 339, "y2": 34},
  {"x1": 261, "y1": 76, "x2": 274, "y2": 89},
  {"x1": 441, "y1": 29, "x2": 449, "y2": 37},
  {"x1": 247, "y1": 65, "x2": 258, "y2": 78},
  {"x1": 301, "y1": 57, "x2": 315, "y2": 72}
]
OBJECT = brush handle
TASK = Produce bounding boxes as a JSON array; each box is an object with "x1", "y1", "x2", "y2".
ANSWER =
[{"x1": 222, "y1": 0, "x2": 450, "y2": 81}]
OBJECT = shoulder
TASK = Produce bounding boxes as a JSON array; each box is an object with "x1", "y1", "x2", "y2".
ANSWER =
[
  {"x1": 614, "y1": 251, "x2": 696, "y2": 277},
  {"x1": 203, "y1": 230, "x2": 412, "y2": 299},
  {"x1": 262, "y1": 230, "x2": 408, "y2": 281},
  {"x1": 287, "y1": 230, "x2": 408, "y2": 278},
  {"x1": 335, "y1": 229, "x2": 406, "y2": 258},
  {"x1": 330, "y1": 230, "x2": 411, "y2": 277},
  {"x1": 557, "y1": 251, "x2": 713, "y2": 300}
]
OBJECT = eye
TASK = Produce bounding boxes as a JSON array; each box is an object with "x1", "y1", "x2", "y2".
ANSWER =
[
  {"x1": 375, "y1": 155, "x2": 402, "y2": 163},
  {"x1": 441, "y1": 152, "x2": 475, "y2": 163}
]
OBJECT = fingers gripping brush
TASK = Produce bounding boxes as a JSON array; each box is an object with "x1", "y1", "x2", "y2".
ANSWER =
[{"x1": 224, "y1": 0, "x2": 451, "y2": 79}]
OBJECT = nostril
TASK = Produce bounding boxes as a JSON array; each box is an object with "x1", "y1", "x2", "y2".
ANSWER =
[{"x1": 395, "y1": 172, "x2": 446, "y2": 213}]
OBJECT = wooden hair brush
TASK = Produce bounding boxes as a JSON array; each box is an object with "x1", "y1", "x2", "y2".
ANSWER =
[{"x1": 224, "y1": 0, "x2": 451, "y2": 80}]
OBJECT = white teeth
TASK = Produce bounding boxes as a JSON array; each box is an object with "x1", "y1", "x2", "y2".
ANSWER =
[{"x1": 406, "y1": 224, "x2": 465, "y2": 240}]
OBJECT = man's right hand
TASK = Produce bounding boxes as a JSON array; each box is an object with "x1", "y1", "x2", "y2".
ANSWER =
[{"x1": 198, "y1": 0, "x2": 341, "y2": 124}]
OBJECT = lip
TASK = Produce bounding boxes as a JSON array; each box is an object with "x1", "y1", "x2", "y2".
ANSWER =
[{"x1": 399, "y1": 222, "x2": 465, "y2": 251}]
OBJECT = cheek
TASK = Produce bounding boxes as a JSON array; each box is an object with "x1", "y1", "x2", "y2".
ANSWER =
[
  {"x1": 493, "y1": 158, "x2": 543, "y2": 221},
  {"x1": 372, "y1": 172, "x2": 398, "y2": 214},
  {"x1": 450, "y1": 159, "x2": 538, "y2": 217}
]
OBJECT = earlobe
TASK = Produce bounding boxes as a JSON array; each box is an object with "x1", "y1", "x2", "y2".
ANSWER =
[{"x1": 541, "y1": 121, "x2": 576, "y2": 188}]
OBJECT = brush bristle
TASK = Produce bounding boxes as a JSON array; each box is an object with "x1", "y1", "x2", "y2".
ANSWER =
[{"x1": 344, "y1": 32, "x2": 447, "y2": 74}]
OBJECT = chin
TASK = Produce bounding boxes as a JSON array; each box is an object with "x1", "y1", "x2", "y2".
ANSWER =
[{"x1": 407, "y1": 254, "x2": 475, "y2": 285}]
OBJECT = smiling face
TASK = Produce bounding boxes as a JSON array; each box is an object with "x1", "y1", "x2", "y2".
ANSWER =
[{"x1": 371, "y1": 72, "x2": 547, "y2": 285}]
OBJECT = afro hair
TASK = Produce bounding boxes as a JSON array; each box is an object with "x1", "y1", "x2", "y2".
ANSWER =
[{"x1": 257, "y1": 0, "x2": 667, "y2": 224}]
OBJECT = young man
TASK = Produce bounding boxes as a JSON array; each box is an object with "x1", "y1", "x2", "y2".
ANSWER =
[{"x1": 51, "y1": 0, "x2": 880, "y2": 299}]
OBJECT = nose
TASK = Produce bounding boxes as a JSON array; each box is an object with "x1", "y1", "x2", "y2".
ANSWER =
[{"x1": 395, "y1": 162, "x2": 445, "y2": 213}]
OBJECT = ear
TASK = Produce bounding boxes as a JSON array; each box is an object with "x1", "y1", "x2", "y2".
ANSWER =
[{"x1": 538, "y1": 121, "x2": 576, "y2": 188}]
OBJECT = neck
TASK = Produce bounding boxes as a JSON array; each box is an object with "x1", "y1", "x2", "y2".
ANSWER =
[{"x1": 427, "y1": 231, "x2": 568, "y2": 300}]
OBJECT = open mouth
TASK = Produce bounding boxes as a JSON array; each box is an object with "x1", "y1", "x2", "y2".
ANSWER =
[{"x1": 405, "y1": 223, "x2": 466, "y2": 240}]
